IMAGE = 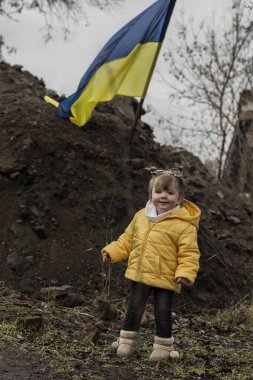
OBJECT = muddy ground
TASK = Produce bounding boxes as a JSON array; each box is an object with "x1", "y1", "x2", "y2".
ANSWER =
[
  {"x1": 0, "y1": 290, "x2": 253, "y2": 380},
  {"x1": 0, "y1": 61, "x2": 253, "y2": 379}
]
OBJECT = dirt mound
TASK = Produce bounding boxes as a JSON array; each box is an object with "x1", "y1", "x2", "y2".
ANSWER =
[{"x1": 0, "y1": 61, "x2": 252, "y2": 309}]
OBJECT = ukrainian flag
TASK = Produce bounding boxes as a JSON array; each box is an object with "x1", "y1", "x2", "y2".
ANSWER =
[{"x1": 45, "y1": 0, "x2": 177, "y2": 127}]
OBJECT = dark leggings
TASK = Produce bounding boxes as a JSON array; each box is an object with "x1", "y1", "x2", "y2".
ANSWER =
[{"x1": 123, "y1": 281, "x2": 174, "y2": 338}]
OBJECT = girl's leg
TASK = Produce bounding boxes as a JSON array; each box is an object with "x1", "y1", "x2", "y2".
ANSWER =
[
  {"x1": 153, "y1": 287, "x2": 174, "y2": 338},
  {"x1": 112, "y1": 281, "x2": 151, "y2": 357},
  {"x1": 123, "y1": 281, "x2": 152, "y2": 332},
  {"x1": 149, "y1": 288, "x2": 179, "y2": 361}
]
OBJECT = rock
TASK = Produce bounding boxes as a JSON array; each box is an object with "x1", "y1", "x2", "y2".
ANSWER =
[
  {"x1": 22, "y1": 137, "x2": 34, "y2": 150},
  {"x1": 56, "y1": 292, "x2": 86, "y2": 307},
  {"x1": 217, "y1": 191, "x2": 224, "y2": 199},
  {"x1": 16, "y1": 315, "x2": 43, "y2": 331},
  {"x1": 40, "y1": 285, "x2": 73, "y2": 301},
  {"x1": 226, "y1": 216, "x2": 241, "y2": 225},
  {"x1": 140, "y1": 311, "x2": 155, "y2": 328},
  {"x1": 225, "y1": 241, "x2": 247, "y2": 252},
  {"x1": 30, "y1": 206, "x2": 44, "y2": 217},
  {"x1": 0, "y1": 151, "x2": 27, "y2": 174},
  {"x1": 209, "y1": 209, "x2": 223, "y2": 220},
  {"x1": 84, "y1": 323, "x2": 100, "y2": 344},
  {"x1": 93, "y1": 299, "x2": 117, "y2": 321},
  {"x1": 6, "y1": 252, "x2": 31, "y2": 275},
  {"x1": 25, "y1": 255, "x2": 34, "y2": 264},
  {"x1": 31, "y1": 225, "x2": 47, "y2": 239},
  {"x1": 215, "y1": 230, "x2": 232, "y2": 240},
  {"x1": 40, "y1": 285, "x2": 85, "y2": 307},
  {"x1": 10, "y1": 171, "x2": 20, "y2": 179},
  {"x1": 0, "y1": 287, "x2": 11, "y2": 296}
]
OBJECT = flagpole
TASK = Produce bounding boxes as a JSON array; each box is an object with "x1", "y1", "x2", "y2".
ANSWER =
[
  {"x1": 129, "y1": 44, "x2": 162, "y2": 143},
  {"x1": 129, "y1": 0, "x2": 177, "y2": 143}
]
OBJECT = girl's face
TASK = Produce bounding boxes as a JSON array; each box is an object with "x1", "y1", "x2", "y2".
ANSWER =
[{"x1": 151, "y1": 180, "x2": 181, "y2": 215}]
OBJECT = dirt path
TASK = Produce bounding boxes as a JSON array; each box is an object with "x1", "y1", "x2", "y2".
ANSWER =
[
  {"x1": 0, "y1": 296, "x2": 253, "y2": 380},
  {"x1": 0, "y1": 348, "x2": 47, "y2": 380}
]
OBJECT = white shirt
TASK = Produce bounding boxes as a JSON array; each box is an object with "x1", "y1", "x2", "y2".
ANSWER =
[{"x1": 145, "y1": 201, "x2": 181, "y2": 223}]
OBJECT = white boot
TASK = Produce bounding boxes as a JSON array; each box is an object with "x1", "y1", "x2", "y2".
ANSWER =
[
  {"x1": 111, "y1": 330, "x2": 138, "y2": 357},
  {"x1": 149, "y1": 336, "x2": 179, "y2": 362}
]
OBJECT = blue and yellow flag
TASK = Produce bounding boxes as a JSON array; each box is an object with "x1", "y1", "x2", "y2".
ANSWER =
[{"x1": 45, "y1": 0, "x2": 177, "y2": 127}]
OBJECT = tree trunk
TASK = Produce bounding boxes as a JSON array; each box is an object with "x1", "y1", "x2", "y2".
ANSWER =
[{"x1": 222, "y1": 90, "x2": 253, "y2": 203}]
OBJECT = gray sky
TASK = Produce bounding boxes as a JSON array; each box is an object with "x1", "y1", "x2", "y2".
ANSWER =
[
  {"x1": 0, "y1": 1, "x2": 229, "y2": 93},
  {"x1": 0, "y1": 0, "x2": 232, "y2": 151}
]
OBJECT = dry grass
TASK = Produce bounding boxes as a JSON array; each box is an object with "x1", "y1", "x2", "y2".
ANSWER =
[
  {"x1": 211, "y1": 297, "x2": 253, "y2": 331},
  {"x1": 0, "y1": 295, "x2": 253, "y2": 379}
]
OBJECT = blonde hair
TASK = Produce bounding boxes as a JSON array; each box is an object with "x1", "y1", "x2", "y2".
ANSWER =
[{"x1": 148, "y1": 170, "x2": 187, "y2": 200}]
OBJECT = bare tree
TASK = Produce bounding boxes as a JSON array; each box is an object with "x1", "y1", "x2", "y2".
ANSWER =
[
  {"x1": 160, "y1": 0, "x2": 253, "y2": 179},
  {"x1": 0, "y1": 0, "x2": 123, "y2": 15},
  {"x1": 0, "y1": 0, "x2": 124, "y2": 40},
  {"x1": 0, "y1": 34, "x2": 16, "y2": 61},
  {"x1": 247, "y1": 0, "x2": 253, "y2": 9}
]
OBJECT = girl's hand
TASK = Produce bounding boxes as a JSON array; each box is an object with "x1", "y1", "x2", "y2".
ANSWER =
[
  {"x1": 176, "y1": 277, "x2": 190, "y2": 286},
  {"x1": 102, "y1": 253, "x2": 111, "y2": 262}
]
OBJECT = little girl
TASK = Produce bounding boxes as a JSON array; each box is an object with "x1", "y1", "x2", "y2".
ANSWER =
[{"x1": 101, "y1": 168, "x2": 201, "y2": 361}]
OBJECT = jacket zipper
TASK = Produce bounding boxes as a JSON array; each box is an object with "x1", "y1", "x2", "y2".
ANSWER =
[{"x1": 137, "y1": 222, "x2": 154, "y2": 279}]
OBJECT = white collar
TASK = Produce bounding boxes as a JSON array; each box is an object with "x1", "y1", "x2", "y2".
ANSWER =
[{"x1": 145, "y1": 201, "x2": 181, "y2": 223}]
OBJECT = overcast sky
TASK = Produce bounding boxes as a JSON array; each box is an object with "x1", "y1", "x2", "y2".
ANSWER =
[
  {"x1": 0, "y1": 1, "x2": 230, "y2": 92},
  {"x1": 0, "y1": 0, "x2": 232, "y2": 150}
]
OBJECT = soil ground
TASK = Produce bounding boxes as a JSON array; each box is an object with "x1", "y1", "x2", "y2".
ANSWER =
[
  {"x1": 0, "y1": 293, "x2": 253, "y2": 380},
  {"x1": 0, "y1": 61, "x2": 253, "y2": 379}
]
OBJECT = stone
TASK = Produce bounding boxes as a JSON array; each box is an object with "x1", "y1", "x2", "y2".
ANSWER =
[
  {"x1": 40, "y1": 285, "x2": 73, "y2": 300},
  {"x1": 16, "y1": 315, "x2": 43, "y2": 331},
  {"x1": 216, "y1": 191, "x2": 224, "y2": 199},
  {"x1": 56, "y1": 292, "x2": 86, "y2": 307},
  {"x1": 6, "y1": 253, "x2": 31, "y2": 275},
  {"x1": 93, "y1": 299, "x2": 117, "y2": 321},
  {"x1": 226, "y1": 216, "x2": 241, "y2": 225},
  {"x1": 31, "y1": 225, "x2": 47, "y2": 239},
  {"x1": 215, "y1": 230, "x2": 232, "y2": 240},
  {"x1": 84, "y1": 323, "x2": 100, "y2": 344},
  {"x1": 10, "y1": 171, "x2": 20, "y2": 179},
  {"x1": 140, "y1": 311, "x2": 155, "y2": 328},
  {"x1": 0, "y1": 151, "x2": 27, "y2": 174}
]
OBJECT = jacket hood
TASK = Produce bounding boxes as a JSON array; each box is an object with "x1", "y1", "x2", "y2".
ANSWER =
[
  {"x1": 145, "y1": 198, "x2": 201, "y2": 229},
  {"x1": 178, "y1": 199, "x2": 201, "y2": 229}
]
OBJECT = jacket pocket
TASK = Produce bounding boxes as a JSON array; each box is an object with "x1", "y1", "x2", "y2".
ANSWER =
[{"x1": 155, "y1": 255, "x2": 161, "y2": 277}]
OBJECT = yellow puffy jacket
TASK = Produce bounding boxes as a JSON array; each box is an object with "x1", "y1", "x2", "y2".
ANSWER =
[{"x1": 101, "y1": 199, "x2": 201, "y2": 293}]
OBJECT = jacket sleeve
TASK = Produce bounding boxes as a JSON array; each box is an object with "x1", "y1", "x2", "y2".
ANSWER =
[
  {"x1": 101, "y1": 215, "x2": 136, "y2": 263},
  {"x1": 175, "y1": 224, "x2": 200, "y2": 285}
]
